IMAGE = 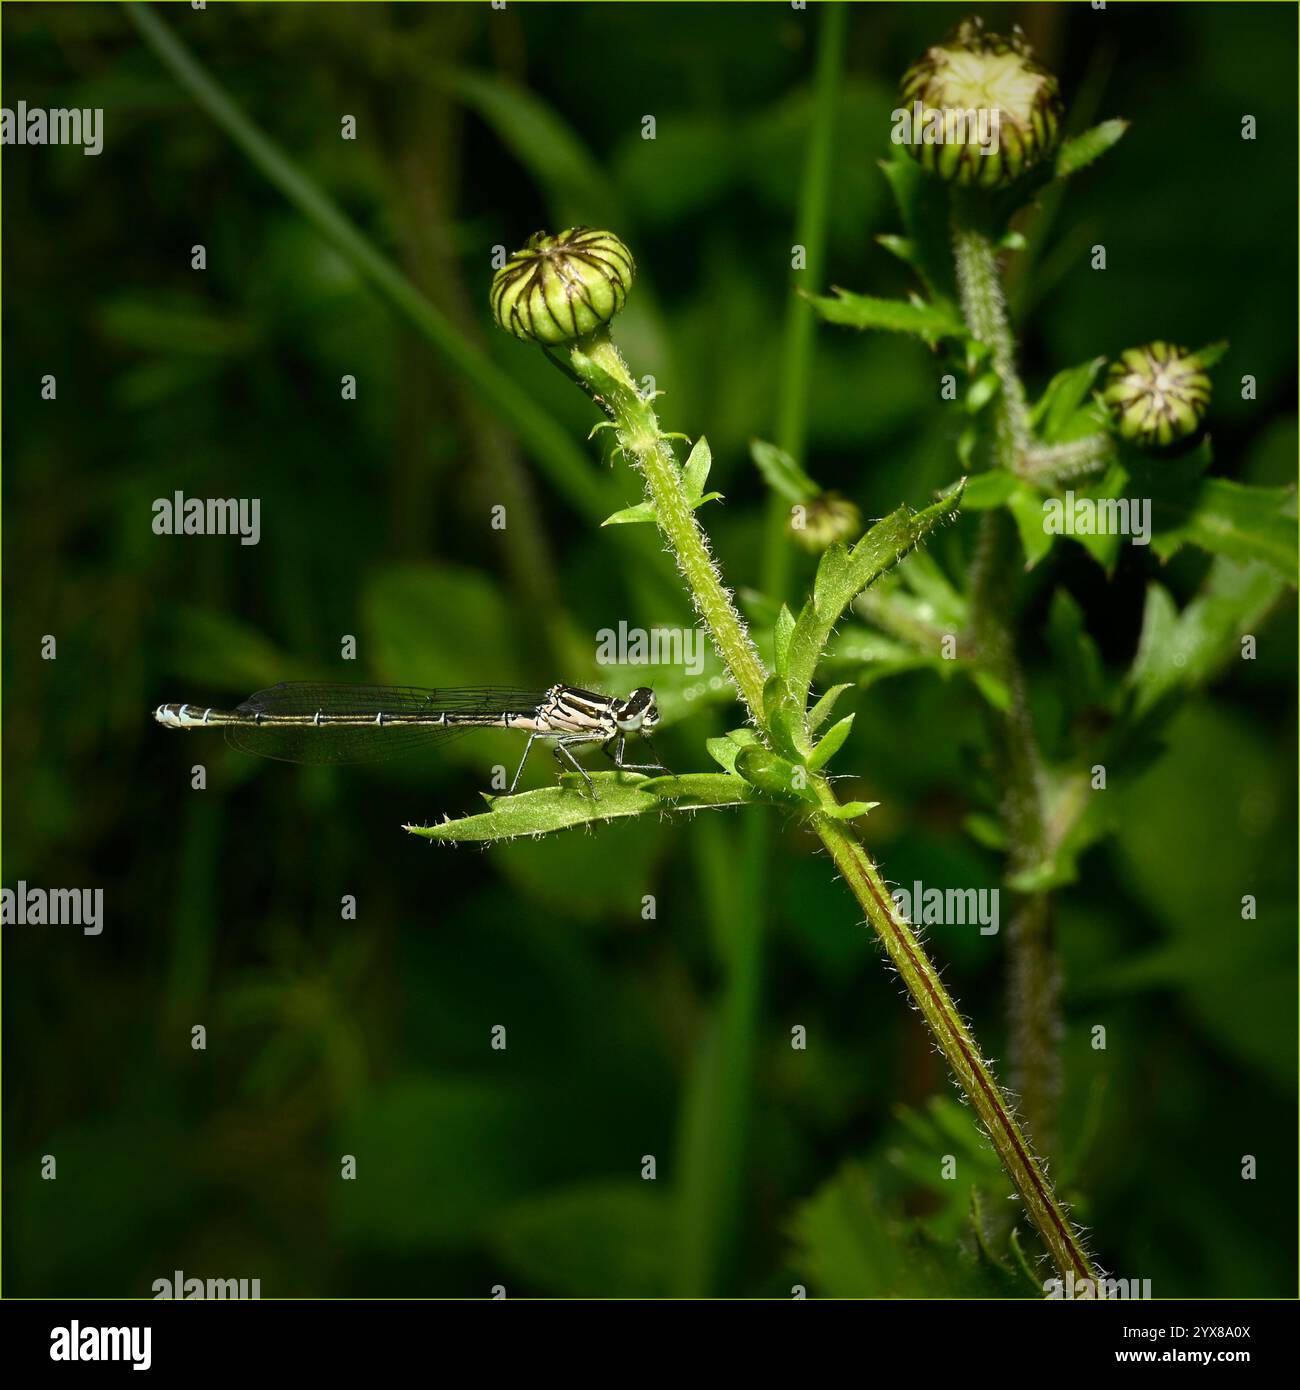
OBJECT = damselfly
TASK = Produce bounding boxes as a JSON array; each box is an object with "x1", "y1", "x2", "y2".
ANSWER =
[{"x1": 153, "y1": 683, "x2": 666, "y2": 798}]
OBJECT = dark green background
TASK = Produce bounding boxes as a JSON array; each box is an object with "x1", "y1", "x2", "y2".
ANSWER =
[{"x1": 3, "y1": 1, "x2": 1295, "y2": 1297}]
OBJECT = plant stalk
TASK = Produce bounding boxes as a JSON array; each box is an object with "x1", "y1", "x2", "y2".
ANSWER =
[
  {"x1": 567, "y1": 325, "x2": 1099, "y2": 1285},
  {"x1": 569, "y1": 330, "x2": 769, "y2": 721},
  {"x1": 812, "y1": 804, "x2": 1092, "y2": 1284},
  {"x1": 952, "y1": 191, "x2": 1061, "y2": 1156}
]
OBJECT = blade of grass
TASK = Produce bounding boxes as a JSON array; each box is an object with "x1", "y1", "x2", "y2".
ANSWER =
[
  {"x1": 125, "y1": 1, "x2": 690, "y2": 626},
  {"x1": 761, "y1": 0, "x2": 846, "y2": 603},
  {"x1": 125, "y1": 1, "x2": 606, "y2": 525}
]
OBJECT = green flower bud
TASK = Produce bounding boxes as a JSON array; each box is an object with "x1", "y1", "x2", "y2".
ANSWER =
[
  {"x1": 898, "y1": 19, "x2": 1063, "y2": 187},
  {"x1": 1102, "y1": 342, "x2": 1211, "y2": 448},
  {"x1": 789, "y1": 493, "x2": 862, "y2": 553},
  {"x1": 490, "y1": 227, "x2": 634, "y2": 346}
]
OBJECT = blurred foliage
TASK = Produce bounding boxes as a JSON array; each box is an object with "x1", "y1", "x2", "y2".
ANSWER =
[{"x1": 3, "y1": 2, "x2": 1295, "y2": 1298}]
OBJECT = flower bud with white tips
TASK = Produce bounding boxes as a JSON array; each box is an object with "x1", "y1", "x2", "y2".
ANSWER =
[
  {"x1": 490, "y1": 228, "x2": 634, "y2": 346},
  {"x1": 1102, "y1": 342, "x2": 1211, "y2": 448},
  {"x1": 898, "y1": 19, "x2": 1063, "y2": 187}
]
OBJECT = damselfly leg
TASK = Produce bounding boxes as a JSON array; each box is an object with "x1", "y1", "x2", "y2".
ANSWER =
[
  {"x1": 509, "y1": 730, "x2": 670, "y2": 802},
  {"x1": 508, "y1": 732, "x2": 541, "y2": 795},
  {"x1": 604, "y1": 732, "x2": 669, "y2": 776},
  {"x1": 552, "y1": 733, "x2": 611, "y2": 799}
]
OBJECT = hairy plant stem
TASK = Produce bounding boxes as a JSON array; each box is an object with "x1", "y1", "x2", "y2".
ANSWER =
[
  {"x1": 570, "y1": 330, "x2": 769, "y2": 719},
  {"x1": 1023, "y1": 434, "x2": 1115, "y2": 483},
  {"x1": 951, "y1": 190, "x2": 1061, "y2": 1156},
  {"x1": 567, "y1": 325, "x2": 1099, "y2": 1286},
  {"x1": 951, "y1": 191, "x2": 1032, "y2": 464},
  {"x1": 811, "y1": 802, "x2": 1093, "y2": 1284}
]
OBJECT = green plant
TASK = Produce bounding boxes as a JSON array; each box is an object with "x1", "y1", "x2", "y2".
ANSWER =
[
  {"x1": 407, "y1": 16, "x2": 1294, "y2": 1291},
  {"x1": 125, "y1": 2, "x2": 1296, "y2": 1297}
]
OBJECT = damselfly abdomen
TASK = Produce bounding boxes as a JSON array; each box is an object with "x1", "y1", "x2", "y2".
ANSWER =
[{"x1": 154, "y1": 682, "x2": 665, "y2": 797}]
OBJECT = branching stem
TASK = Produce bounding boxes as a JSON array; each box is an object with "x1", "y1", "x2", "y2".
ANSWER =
[
  {"x1": 952, "y1": 191, "x2": 1062, "y2": 1157},
  {"x1": 567, "y1": 322, "x2": 1099, "y2": 1287}
]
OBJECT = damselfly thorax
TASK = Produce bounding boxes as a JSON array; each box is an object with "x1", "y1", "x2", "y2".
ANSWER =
[{"x1": 153, "y1": 682, "x2": 665, "y2": 798}]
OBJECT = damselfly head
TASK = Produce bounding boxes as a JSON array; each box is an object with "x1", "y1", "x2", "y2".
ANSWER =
[{"x1": 616, "y1": 687, "x2": 659, "y2": 733}]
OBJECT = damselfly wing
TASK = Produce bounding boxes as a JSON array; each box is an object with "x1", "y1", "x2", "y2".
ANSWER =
[
  {"x1": 154, "y1": 682, "x2": 666, "y2": 794},
  {"x1": 182, "y1": 684, "x2": 547, "y2": 765}
]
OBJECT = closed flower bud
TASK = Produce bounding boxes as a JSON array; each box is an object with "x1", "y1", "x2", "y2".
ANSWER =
[
  {"x1": 1102, "y1": 342, "x2": 1211, "y2": 448},
  {"x1": 898, "y1": 19, "x2": 1062, "y2": 187},
  {"x1": 490, "y1": 227, "x2": 634, "y2": 346},
  {"x1": 789, "y1": 493, "x2": 862, "y2": 552}
]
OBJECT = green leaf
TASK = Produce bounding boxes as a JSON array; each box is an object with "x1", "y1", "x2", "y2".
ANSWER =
[
  {"x1": 734, "y1": 745, "x2": 816, "y2": 804},
  {"x1": 1053, "y1": 118, "x2": 1129, "y2": 180},
  {"x1": 966, "y1": 371, "x2": 1000, "y2": 414},
  {"x1": 1045, "y1": 461, "x2": 1131, "y2": 574},
  {"x1": 633, "y1": 771, "x2": 762, "y2": 808},
  {"x1": 762, "y1": 674, "x2": 809, "y2": 761},
  {"x1": 807, "y1": 713, "x2": 855, "y2": 772},
  {"x1": 1007, "y1": 486, "x2": 1055, "y2": 570},
  {"x1": 807, "y1": 683, "x2": 852, "y2": 734},
  {"x1": 708, "y1": 728, "x2": 763, "y2": 773},
  {"x1": 811, "y1": 541, "x2": 852, "y2": 613},
  {"x1": 1046, "y1": 589, "x2": 1106, "y2": 716},
  {"x1": 1147, "y1": 476, "x2": 1298, "y2": 580},
  {"x1": 790, "y1": 1153, "x2": 1019, "y2": 1298},
  {"x1": 972, "y1": 669, "x2": 1012, "y2": 712},
  {"x1": 875, "y1": 232, "x2": 915, "y2": 268},
  {"x1": 1105, "y1": 701, "x2": 1295, "y2": 1088},
  {"x1": 1193, "y1": 339, "x2": 1230, "y2": 370},
  {"x1": 681, "y1": 435, "x2": 713, "y2": 503},
  {"x1": 601, "y1": 500, "x2": 658, "y2": 527},
  {"x1": 959, "y1": 471, "x2": 1020, "y2": 510},
  {"x1": 963, "y1": 812, "x2": 1008, "y2": 851},
  {"x1": 601, "y1": 437, "x2": 723, "y2": 526},
  {"x1": 823, "y1": 799, "x2": 878, "y2": 820},
  {"x1": 1129, "y1": 559, "x2": 1289, "y2": 718},
  {"x1": 406, "y1": 771, "x2": 755, "y2": 843},
  {"x1": 1030, "y1": 357, "x2": 1106, "y2": 444},
  {"x1": 773, "y1": 603, "x2": 796, "y2": 677},
  {"x1": 749, "y1": 437, "x2": 821, "y2": 504},
  {"x1": 802, "y1": 287, "x2": 966, "y2": 346},
  {"x1": 786, "y1": 481, "x2": 966, "y2": 709}
]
